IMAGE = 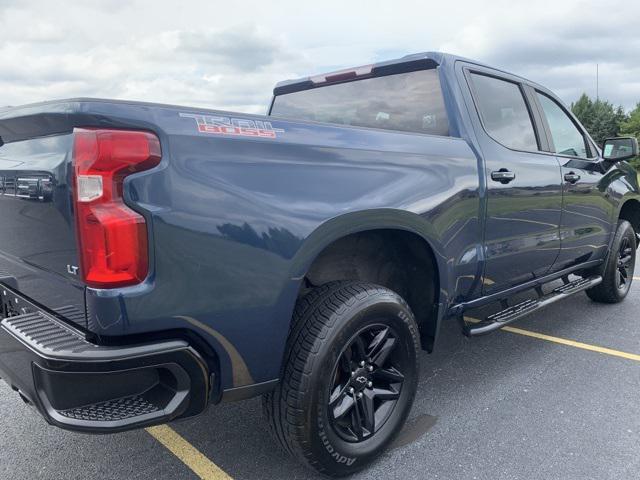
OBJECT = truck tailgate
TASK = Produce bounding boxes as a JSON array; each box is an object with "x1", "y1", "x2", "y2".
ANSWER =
[{"x1": 0, "y1": 133, "x2": 85, "y2": 327}]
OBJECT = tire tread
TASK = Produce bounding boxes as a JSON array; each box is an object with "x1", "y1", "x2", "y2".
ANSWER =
[
  {"x1": 262, "y1": 281, "x2": 419, "y2": 475},
  {"x1": 586, "y1": 220, "x2": 636, "y2": 303}
]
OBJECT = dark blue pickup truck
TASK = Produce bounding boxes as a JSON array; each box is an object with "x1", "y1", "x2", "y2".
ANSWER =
[{"x1": 0, "y1": 52, "x2": 638, "y2": 476}]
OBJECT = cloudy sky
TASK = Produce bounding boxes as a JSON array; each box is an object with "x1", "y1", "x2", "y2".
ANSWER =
[{"x1": 1, "y1": 0, "x2": 639, "y2": 113}]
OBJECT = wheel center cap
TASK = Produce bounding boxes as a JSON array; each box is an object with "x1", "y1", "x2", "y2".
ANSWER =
[{"x1": 351, "y1": 368, "x2": 369, "y2": 391}]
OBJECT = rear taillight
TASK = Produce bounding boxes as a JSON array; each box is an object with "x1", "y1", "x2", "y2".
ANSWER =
[{"x1": 73, "y1": 129, "x2": 161, "y2": 288}]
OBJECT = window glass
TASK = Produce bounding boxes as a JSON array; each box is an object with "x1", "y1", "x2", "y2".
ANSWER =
[
  {"x1": 537, "y1": 93, "x2": 589, "y2": 158},
  {"x1": 270, "y1": 69, "x2": 449, "y2": 136},
  {"x1": 470, "y1": 73, "x2": 538, "y2": 151}
]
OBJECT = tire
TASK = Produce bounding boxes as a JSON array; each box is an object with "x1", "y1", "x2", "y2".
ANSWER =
[
  {"x1": 586, "y1": 220, "x2": 636, "y2": 303},
  {"x1": 262, "y1": 281, "x2": 420, "y2": 477}
]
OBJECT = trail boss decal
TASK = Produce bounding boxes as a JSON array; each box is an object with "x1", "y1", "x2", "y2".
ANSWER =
[{"x1": 180, "y1": 112, "x2": 285, "y2": 138}]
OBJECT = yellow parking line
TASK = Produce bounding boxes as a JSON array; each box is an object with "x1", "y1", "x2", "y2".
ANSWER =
[
  {"x1": 149, "y1": 284, "x2": 640, "y2": 478},
  {"x1": 499, "y1": 324, "x2": 640, "y2": 362},
  {"x1": 465, "y1": 316, "x2": 640, "y2": 362},
  {"x1": 146, "y1": 425, "x2": 233, "y2": 480}
]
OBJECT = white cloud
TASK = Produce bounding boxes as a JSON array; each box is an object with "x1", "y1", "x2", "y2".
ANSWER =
[
  {"x1": 0, "y1": 0, "x2": 639, "y2": 111},
  {"x1": 439, "y1": 1, "x2": 640, "y2": 108},
  {"x1": 0, "y1": 19, "x2": 310, "y2": 112}
]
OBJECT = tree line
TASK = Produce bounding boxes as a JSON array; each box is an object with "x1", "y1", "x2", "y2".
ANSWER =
[{"x1": 571, "y1": 94, "x2": 640, "y2": 168}]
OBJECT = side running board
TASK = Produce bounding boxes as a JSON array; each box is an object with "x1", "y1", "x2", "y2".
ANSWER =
[{"x1": 462, "y1": 275, "x2": 602, "y2": 336}]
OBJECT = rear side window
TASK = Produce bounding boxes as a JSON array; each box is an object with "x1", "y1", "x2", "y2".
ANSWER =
[
  {"x1": 470, "y1": 73, "x2": 538, "y2": 151},
  {"x1": 536, "y1": 93, "x2": 590, "y2": 158},
  {"x1": 270, "y1": 69, "x2": 449, "y2": 136}
]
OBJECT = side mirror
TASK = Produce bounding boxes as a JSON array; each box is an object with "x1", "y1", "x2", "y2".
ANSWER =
[{"x1": 602, "y1": 137, "x2": 639, "y2": 161}]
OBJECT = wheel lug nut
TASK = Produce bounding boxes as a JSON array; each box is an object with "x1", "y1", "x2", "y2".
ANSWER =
[
  {"x1": 367, "y1": 365, "x2": 374, "y2": 372},
  {"x1": 348, "y1": 387, "x2": 355, "y2": 394},
  {"x1": 367, "y1": 381, "x2": 373, "y2": 388},
  {"x1": 359, "y1": 361, "x2": 365, "y2": 367},
  {"x1": 357, "y1": 392, "x2": 363, "y2": 399},
  {"x1": 351, "y1": 371, "x2": 355, "y2": 376}
]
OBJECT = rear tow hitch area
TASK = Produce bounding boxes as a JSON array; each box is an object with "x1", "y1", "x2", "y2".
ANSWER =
[{"x1": 0, "y1": 285, "x2": 210, "y2": 433}]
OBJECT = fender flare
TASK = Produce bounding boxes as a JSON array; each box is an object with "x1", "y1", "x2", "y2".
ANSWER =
[
  {"x1": 283, "y1": 208, "x2": 451, "y2": 350},
  {"x1": 289, "y1": 208, "x2": 446, "y2": 281}
]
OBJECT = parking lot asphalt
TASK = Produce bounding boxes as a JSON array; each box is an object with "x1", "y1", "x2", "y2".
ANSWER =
[{"x1": 2, "y1": 264, "x2": 640, "y2": 480}]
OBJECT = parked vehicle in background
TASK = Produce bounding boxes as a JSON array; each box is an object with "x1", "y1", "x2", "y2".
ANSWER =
[{"x1": 0, "y1": 52, "x2": 638, "y2": 476}]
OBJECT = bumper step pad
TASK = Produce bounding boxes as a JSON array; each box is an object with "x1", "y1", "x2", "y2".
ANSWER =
[
  {"x1": 58, "y1": 395, "x2": 160, "y2": 422},
  {"x1": 3, "y1": 311, "x2": 97, "y2": 355}
]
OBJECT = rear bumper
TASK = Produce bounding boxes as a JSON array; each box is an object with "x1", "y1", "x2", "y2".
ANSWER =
[{"x1": 0, "y1": 284, "x2": 210, "y2": 433}]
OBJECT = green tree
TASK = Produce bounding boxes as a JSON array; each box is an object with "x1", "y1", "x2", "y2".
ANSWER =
[
  {"x1": 619, "y1": 103, "x2": 640, "y2": 138},
  {"x1": 571, "y1": 93, "x2": 627, "y2": 145},
  {"x1": 619, "y1": 103, "x2": 640, "y2": 169},
  {"x1": 571, "y1": 94, "x2": 594, "y2": 130}
]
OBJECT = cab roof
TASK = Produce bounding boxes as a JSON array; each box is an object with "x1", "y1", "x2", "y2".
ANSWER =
[{"x1": 273, "y1": 51, "x2": 539, "y2": 96}]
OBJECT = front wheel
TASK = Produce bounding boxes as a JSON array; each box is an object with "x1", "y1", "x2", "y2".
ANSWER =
[
  {"x1": 262, "y1": 282, "x2": 420, "y2": 477},
  {"x1": 586, "y1": 219, "x2": 636, "y2": 303}
]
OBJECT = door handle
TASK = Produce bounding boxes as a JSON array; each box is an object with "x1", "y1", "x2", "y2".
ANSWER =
[
  {"x1": 491, "y1": 169, "x2": 516, "y2": 184},
  {"x1": 564, "y1": 172, "x2": 581, "y2": 184}
]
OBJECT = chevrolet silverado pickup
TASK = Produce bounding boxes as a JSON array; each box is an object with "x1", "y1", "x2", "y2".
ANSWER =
[{"x1": 0, "y1": 52, "x2": 638, "y2": 476}]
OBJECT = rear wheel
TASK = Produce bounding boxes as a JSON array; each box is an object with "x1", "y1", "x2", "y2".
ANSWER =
[
  {"x1": 586, "y1": 220, "x2": 636, "y2": 303},
  {"x1": 262, "y1": 282, "x2": 420, "y2": 477}
]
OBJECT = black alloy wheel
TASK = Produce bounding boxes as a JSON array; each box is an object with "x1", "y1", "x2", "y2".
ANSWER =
[
  {"x1": 263, "y1": 281, "x2": 420, "y2": 477},
  {"x1": 328, "y1": 324, "x2": 406, "y2": 443},
  {"x1": 587, "y1": 219, "x2": 636, "y2": 303},
  {"x1": 615, "y1": 235, "x2": 634, "y2": 294}
]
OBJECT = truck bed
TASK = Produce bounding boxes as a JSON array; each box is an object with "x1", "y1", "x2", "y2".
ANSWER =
[{"x1": 0, "y1": 97, "x2": 480, "y2": 389}]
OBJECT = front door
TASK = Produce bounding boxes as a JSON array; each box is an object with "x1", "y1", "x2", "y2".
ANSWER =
[
  {"x1": 466, "y1": 71, "x2": 563, "y2": 294},
  {"x1": 534, "y1": 91, "x2": 615, "y2": 268}
]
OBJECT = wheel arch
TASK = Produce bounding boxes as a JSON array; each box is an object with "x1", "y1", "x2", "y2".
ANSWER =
[
  {"x1": 617, "y1": 197, "x2": 640, "y2": 237},
  {"x1": 287, "y1": 209, "x2": 448, "y2": 352}
]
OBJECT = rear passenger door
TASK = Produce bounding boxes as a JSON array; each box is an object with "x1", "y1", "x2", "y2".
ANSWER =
[
  {"x1": 465, "y1": 70, "x2": 563, "y2": 295},
  {"x1": 532, "y1": 91, "x2": 615, "y2": 268}
]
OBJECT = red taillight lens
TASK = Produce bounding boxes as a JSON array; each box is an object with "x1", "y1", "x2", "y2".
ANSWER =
[{"x1": 73, "y1": 129, "x2": 161, "y2": 288}]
